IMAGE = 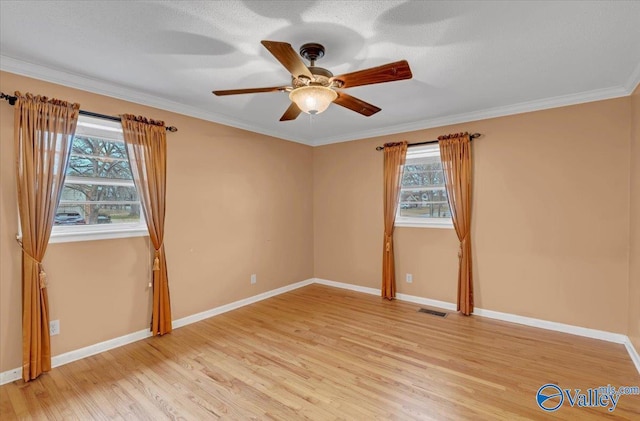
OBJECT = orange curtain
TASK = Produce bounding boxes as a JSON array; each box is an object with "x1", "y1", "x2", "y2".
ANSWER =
[
  {"x1": 14, "y1": 92, "x2": 79, "y2": 381},
  {"x1": 382, "y1": 141, "x2": 408, "y2": 299},
  {"x1": 439, "y1": 132, "x2": 473, "y2": 315},
  {"x1": 121, "y1": 114, "x2": 172, "y2": 335}
]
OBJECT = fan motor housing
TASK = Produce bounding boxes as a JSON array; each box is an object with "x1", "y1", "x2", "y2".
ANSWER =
[
  {"x1": 294, "y1": 43, "x2": 335, "y2": 87},
  {"x1": 293, "y1": 66, "x2": 334, "y2": 88},
  {"x1": 308, "y1": 66, "x2": 333, "y2": 79}
]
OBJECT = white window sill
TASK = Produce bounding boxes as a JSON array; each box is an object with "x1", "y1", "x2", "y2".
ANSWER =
[
  {"x1": 47, "y1": 226, "x2": 148, "y2": 243},
  {"x1": 395, "y1": 220, "x2": 454, "y2": 229}
]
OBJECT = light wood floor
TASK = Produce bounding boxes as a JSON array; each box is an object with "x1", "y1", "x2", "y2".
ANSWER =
[{"x1": 1, "y1": 284, "x2": 639, "y2": 420}]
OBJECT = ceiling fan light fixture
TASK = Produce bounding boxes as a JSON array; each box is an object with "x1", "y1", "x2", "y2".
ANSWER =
[
  {"x1": 214, "y1": 40, "x2": 411, "y2": 121},
  {"x1": 289, "y1": 85, "x2": 338, "y2": 115}
]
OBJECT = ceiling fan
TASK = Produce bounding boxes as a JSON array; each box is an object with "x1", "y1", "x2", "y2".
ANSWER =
[{"x1": 212, "y1": 40, "x2": 412, "y2": 121}]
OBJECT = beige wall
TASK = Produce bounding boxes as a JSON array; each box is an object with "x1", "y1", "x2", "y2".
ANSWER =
[
  {"x1": 630, "y1": 85, "x2": 640, "y2": 351},
  {"x1": 1, "y1": 68, "x2": 637, "y2": 374},
  {"x1": 314, "y1": 98, "x2": 632, "y2": 333},
  {"x1": 0, "y1": 71, "x2": 314, "y2": 372}
]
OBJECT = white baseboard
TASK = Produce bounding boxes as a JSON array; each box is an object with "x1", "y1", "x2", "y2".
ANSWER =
[
  {"x1": 624, "y1": 337, "x2": 640, "y2": 374},
  {"x1": 0, "y1": 368, "x2": 21, "y2": 385},
  {"x1": 313, "y1": 278, "x2": 459, "y2": 312},
  {"x1": 52, "y1": 329, "x2": 153, "y2": 369},
  {"x1": 312, "y1": 278, "x2": 640, "y2": 375},
  {"x1": 396, "y1": 293, "x2": 458, "y2": 312},
  {"x1": 472, "y1": 307, "x2": 628, "y2": 344},
  {"x1": 313, "y1": 278, "x2": 380, "y2": 296},
  {"x1": 3, "y1": 277, "x2": 638, "y2": 384},
  {"x1": 171, "y1": 278, "x2": 314, "y2": 329},
  {"x1": 315, "y1": 279, "x2": 627, "y2": 342},
  {"x1": 0, "y1": 329, "x2": 152, "y2": 385},
  {"x1": 0, "y1": 278, "x2": 315, "y2": 385}
]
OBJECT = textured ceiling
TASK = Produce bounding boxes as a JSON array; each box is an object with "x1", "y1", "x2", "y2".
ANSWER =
[{"x1": 1, "y1": 1, "x2": 639, "y2": 145}]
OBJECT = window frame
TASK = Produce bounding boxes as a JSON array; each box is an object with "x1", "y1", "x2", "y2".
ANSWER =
[
  {"x1": 394, "y1": 144, "x2": 454, "y2": 229},
  {"x1": 48, "y1": 116, "x2": 148, "y2": 243}
]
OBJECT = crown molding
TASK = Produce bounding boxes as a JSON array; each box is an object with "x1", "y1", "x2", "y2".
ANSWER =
[
  {"x1": 1, "y1": 55, "x2": 635, "y2": 147},
  {"x1": 311, "y1": 85, "x2": 631, "y2": 146},
  {"x1": 625, "y1": 60, "x2": 640, "y2": 94},
  {"x1": 0, "y1": 55, "x2": 312, "y2": 146}
]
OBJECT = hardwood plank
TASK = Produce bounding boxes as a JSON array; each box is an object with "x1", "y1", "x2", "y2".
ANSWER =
[
  {"x1": 0, "y1": 386, "x2": 17, "y2": 420},
  {"x1": 1, "y1": 284, "x2": 638, "y2": 420}
]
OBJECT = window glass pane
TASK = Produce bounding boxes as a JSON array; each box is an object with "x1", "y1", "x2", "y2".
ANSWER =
[
  {"x1": 399, "y1": 193, "x2": 451, "y2": 218},
  {"x1": 67, "y1": 136, "x2": 132, "y2": 179},
  {"x1": 50, "y1": 116, "x2": 146, "y2": 241},
  {"x1": 61, "y1": 184, "x2": 138, "y2": 202},
  {"x1": 55, "y1": 203, "x2": 142, "y2": 226},
  {"x1": 399, "y1": 152, "x2": 450, "y2": 220},
  {"x1": 402, "y1": 157, "x2": 445, "y2": 187},
  {"x1": 59, "y1": 184, "x2": 140, "y2": 226}
]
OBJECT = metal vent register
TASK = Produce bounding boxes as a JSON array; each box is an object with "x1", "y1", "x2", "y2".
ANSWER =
[{"x1": 418, "y1": 308, "x2": 447, "y2": 318}]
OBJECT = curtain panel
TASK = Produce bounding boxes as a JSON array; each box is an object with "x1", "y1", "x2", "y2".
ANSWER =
[
  {"x1": 382, "y1": 141, "x2": 408, "y2": 299},
  {"x1": 121, "y1": 114, "x2": 172, "y2": 335},
  {"x1": 14, "y1": 92, "x2": 79, "y2": 381},
  {"x1": 439, "y1": 132, "x2": 473, "y2": 315}
]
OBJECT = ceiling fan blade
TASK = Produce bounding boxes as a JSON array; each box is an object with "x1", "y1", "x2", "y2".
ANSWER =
[
  {"x1": 212, "y1": 86, "x2": 289, "y2": 96},
  {"x1": 261, "y1": 40, "x2": 313, "y2": 80},
  {"x1": 332, "y1": 60, "x2": 412, "y2": 89},
  {"x1": 279, "y1": 102, "x2": 302, "y2": 121},
  {"x1": 334, "y1": 92, "x2": 381, "y2": 117}
]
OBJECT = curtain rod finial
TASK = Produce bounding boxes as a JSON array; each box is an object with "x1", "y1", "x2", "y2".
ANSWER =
[
  {"x1": 166, "y1": 126, "x2": 178, "y2": 133},
  {"x1": 1, "y1": 92, "x2": 17, "y2": 105}
]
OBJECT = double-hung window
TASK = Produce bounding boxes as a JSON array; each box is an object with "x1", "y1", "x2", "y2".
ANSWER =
[
  {"x1": 50, "y1": 115, "x2": 147, "y2": 243},
  {"x1": 395, "y1": 144, "x2": 453, "y2": 229}
]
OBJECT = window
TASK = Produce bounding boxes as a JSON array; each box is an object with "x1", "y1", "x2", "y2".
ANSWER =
[
  {"x1": 50, "y1": 115, "x2": 147, "y2": 243},
  {"x1": 395, "y1": 144, "x2": 453, "y2": 229}
]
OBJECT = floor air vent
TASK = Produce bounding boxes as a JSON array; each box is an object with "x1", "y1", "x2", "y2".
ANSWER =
[{"x1": 418, "y1": 308, "x2": 447, "y2": 318}]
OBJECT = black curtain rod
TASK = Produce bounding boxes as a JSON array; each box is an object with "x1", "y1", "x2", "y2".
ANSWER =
[
  {"x1": 1, "y1": 92, "x2": 178, "y2": 132},
  {"x1": 375, "y1": 132, "x2": 481, "y2": 151}
]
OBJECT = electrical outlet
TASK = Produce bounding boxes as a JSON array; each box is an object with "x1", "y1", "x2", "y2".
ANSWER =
[
  {"x1": 251, "y1": 274, "x2": 257, "y2": 284},
  {"x1": 406, "y1": 273, "x2": 413, "y2": 283},
  {"x1": 49, "y1": 320, "x2": 60, "y2": 336}
]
